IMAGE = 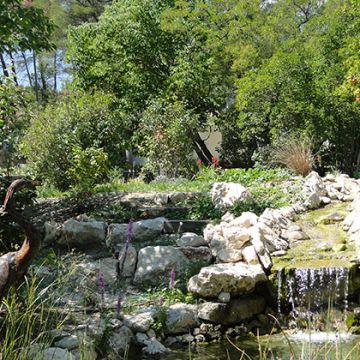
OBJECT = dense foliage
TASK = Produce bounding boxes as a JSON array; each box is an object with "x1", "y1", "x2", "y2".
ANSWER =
[{"x1": 1, "y1": 0, "x2": 360, "y2": 190}]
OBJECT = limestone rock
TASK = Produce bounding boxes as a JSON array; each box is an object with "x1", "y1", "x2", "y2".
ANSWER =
[
  {"x1": 142, "y1": 338, "x2": 169, "y2": 357},
  {"x1": 123, "y1": 311, "x2": 154, "y2": 332},
  {"x1": 304, "y1": 192, "x2": 322, "y2": 209},
  {"x1": 210, "y1": 182, "x2": 251, "y2": 209},
  {"x1": 54, "y1": 335, "x2": 79, "y2": 350},
  {"x1": 242, "y1": 245, "x2": 260, "y2": 265},
  {"x1": 44, "y1": 221, "x2": 62, "y2": 246},
  {"x1": 218, "y1": 292, "x2": 231, "y2": 303},
  {"x1": 59, "y1": 219, "x2": 107, "y2": 248},
  {"x1": 117, "y1": 244, "x2": 138, "y2": 278},
  {"x1": 178, "y1": 246, "x2": 213, "y2": 264},
  {"x1": 176, "y1": 233, "x2": 207, "y2": 247},
  {"x1": 198, "y1": 296, "x2": 265, "y2": 325},
  {"x1": 188, "y1": 263, "x2": 267, "y2": 298},
  {"x1": 304, "y1": 171, "x2": 327, "y2": 196},
  {"x1": 165, "y1": 303, "x2": 199, "y2": 334},
  {"x1": 134, "y1": 246, "x2": 189, "y2": 286},
  {"x1": 106, "y1": 217, "x2": 166, "y2": 248},
  {"x1": 228, "y1": 212, "x2": 258, "y2": 228},
  {"x1": 42, "y1": 347, "x2": 75, "y2": 360},
  {"x1": 154, "y1": 193, "x2": 169, "y2": 205},
  {"x1": 169, "y1": 192, "x2": 187, "y2": 204},
  {"x1": 109, "y1": 326, "x2": 133, "y2": 355}
]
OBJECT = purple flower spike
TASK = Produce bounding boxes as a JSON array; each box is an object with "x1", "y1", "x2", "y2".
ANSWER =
[
  {"x1": 169, "y1": 269, "x2": 175, "y2": 290},
  {"x1": 98, "y1": 271, "x2": 106, "y2": 302},
  {"x1": 116, "y1": 294, "x2": 123, "y2": 317},
  {"x1": 159, "y1": 296, "x2": 164, "y2": 306}
]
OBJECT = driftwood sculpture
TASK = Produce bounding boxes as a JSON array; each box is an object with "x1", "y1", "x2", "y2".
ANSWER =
[{"x1": 0, "y1": 179, "x2": 41, "y2": 299}]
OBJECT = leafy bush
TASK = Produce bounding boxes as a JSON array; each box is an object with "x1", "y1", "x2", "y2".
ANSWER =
[
  {"x1": 137, "y1": 99, "x2": 199, "y2": 177},
  {"x1": 21, "y1": 91, "x2": 129, "y2": 191},
  {"x1": 67, "y1": 146, "x2": 108, "y2": 194}
]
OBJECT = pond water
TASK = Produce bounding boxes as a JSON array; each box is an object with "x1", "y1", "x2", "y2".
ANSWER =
[{"x1": 163, "y1": 332, "x2": 360, "y2": 360}]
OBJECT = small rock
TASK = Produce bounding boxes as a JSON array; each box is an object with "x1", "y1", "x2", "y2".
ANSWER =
[
  {"x1": 333, "y1": 244, "x2": 347, "y2": 252},
  {"x1": 176, "y1": 233, "x2": 207, "y2": 247},
  {"x1": 210, "y1": 182, "x2": 251, "y2": 209},
  {"x1": 218, "y1": 292, "x2": 231, "y2": 303},
  {"x1": 123, "y1": 311, "x2": 154, "y2": 332},
  {"x1": 165, "y1": 303, "x2": 199, "y2": 334},
  {"x1": 143, "y1": 338, "x2": 169, "y2": 356},
  {"x1": 42, "y1": 347, "x2": 75, "y2": 360},
  {"x1": 321, "y1": 196, "x2": 331, "y2": 205},
  {"x1": 271, "y1": 250, "x2": 287, "y2": 257},
  {"x1": 54, "y1": 335, "x2": 79, "y2": 350},
  {"x1": 154, "y1": 193, "x2": 169, "y2": 205}
]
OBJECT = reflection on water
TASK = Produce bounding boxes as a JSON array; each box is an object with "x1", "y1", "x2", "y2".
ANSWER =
[{"x1": 162, "y1": 333, "x2": 360, "y2": 360}]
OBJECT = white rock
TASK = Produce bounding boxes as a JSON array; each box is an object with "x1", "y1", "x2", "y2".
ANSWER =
[
  {"x1": 134, "y1": 246, "x2": 189, "y2": 285},
  {"x1": 166, "y1": 303, "x2": 199, "y2": 334},
  {"x1": 321, "y1": 196, "x2": 331, "y2": 205},
  {"x1": 188, "y1": 263, "x2": 267, "y2": 298},
  {"x1": 59, "y1": 219, "x2": 107, "y2": 248},
  {"x1": 242, "y1": 245, "x2": 260, "y2": 265},
  {"x1": 304, "y1": 192, "x2": 322, "y2": 209},
  {"x1": 106, "y1": 218, "x2": 166, "y2": 248},
  {"x1": 221, "y1": 212, "x2": 236, "y2": 222},
  {"x1": 229, "y1": 212, "x2": 258, "y2": 228},
  {"x1": 123, "y1": 311, "x2": 154, "y2": 332},
  {"x1": 154, "y1": 193, "x2": 169, "y2": 205},
  {"x1": 210, "y1": 182, "x2": 251, "y2": 209},
  {"x1": 304, "y1": 171, "x2": 327, "y2": 196},
  {"x1": 176, "y1": 233, "x2": 207, "y2": 247},
  {"x1": 218, "y1": 292, "x2": 231, "y2": 303}
]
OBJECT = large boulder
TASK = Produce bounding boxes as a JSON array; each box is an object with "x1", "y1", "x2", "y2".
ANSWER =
[
  {"x1": 210, "y1": 182, "x2": 251, "y2": 209},
  {"x1": 188, "y1": 263, "x2": 267, "y2": 298},
  {"x1": 106, "y1": 218, "x2": 166, "y2": 248},
  {"x1": 198, "y1": 296, "x2": 266, "y2": 325},
  {"x1": 165, "y1": 303, "x2": 199, "y2": 334},
  {"x1": 134, "y1": 246, "x2": 189, "y2": 286},
  {"x1": 59, "y1": 219, "x2": 107, "y2": 248}
]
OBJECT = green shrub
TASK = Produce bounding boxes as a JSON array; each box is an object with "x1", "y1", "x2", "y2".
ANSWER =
[
  {"x1": 137, "y1": 99, "x2": 199, "y2": 177},
  {"x1": 21, "y1": 91, "x2": 129, "y2": 191},
  {"x1": 67, "y1": 146, "x2": 108, "y2": 194}
]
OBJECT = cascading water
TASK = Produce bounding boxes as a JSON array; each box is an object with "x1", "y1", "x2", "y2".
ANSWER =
[{"x1": 277, "y1": 267, "x2": 350, "y2": 331}]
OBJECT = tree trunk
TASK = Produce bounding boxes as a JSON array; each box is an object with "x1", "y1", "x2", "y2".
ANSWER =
[
  {"x1": 0, "y1": 53, "x2": 10, "y2": 78},
  {"x1": 39, "y1": 59, "x2": 48, "y2": 102},
  {"x1": 8, "y1": 52, "x2": 18, "y2": 86},
  {"x1": 53, "y1": 51, "x2": 57, "y2": 92},
  {"x1": 33, "y1": 51, "x2": 39, "y2": 102},
  {"x1": 21, "y1": 51, "x2": 33, "y2": 88},
  {"x1": 193, "y1": 132, "x2": 214, "y2": 165}
]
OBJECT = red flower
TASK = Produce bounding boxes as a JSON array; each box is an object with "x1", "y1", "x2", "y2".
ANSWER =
[
  {"x1": 211, "y1": 156, "x2": 219, "y2": 168},
  {"x1": 196, "y1": 159, "x2": 202, "y2": 167}
]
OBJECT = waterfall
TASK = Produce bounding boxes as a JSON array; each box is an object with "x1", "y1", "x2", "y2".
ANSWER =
[{"x1": 277, "y1": 267, "x2": 350, "y2": 330}]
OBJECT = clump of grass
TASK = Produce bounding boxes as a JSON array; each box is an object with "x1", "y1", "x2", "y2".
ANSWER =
[
  {"x1": 272, "y1": 137, "x2": 314, "y2": 176},
  {"x1": 0, "y1": 274, "x2": 65, "y2": 359}
]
